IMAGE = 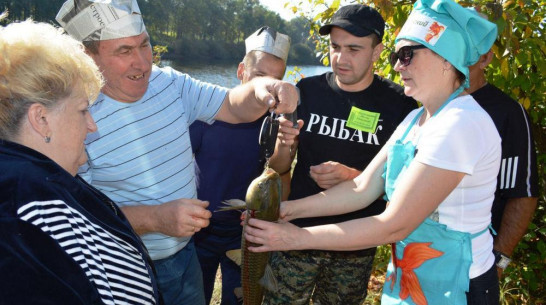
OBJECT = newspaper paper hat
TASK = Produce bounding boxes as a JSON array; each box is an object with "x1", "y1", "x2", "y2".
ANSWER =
[
  {"x1": 56, "y1": 0, "x2": 146, "y2": 42},
  {"x1": 396, "y1": 0, "x2": 497, "y2": 87},
  {"x1": 245, "y1": 27, "x2": 291, "y2": 62}
]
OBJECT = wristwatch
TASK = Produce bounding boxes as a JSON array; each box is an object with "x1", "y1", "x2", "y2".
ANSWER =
[{"x1": 493, "y1": 250, "x2": 512, "y2": 269}]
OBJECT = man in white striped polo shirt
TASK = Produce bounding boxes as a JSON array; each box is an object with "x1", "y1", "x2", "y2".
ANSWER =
[{"x1": 56, "y1": 1, "x2": 298, "y2": 304}]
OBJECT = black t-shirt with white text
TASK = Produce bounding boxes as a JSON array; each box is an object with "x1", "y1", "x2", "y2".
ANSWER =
[{"x1": 290, "y1": 72, "x2": 417, "y2": 228}]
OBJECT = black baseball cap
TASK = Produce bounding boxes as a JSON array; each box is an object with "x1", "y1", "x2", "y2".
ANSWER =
[{"x1": 319, "y1": 4, "x2": 385, "y2": 41}]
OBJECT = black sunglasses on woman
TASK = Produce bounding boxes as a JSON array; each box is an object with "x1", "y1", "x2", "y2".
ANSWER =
[{"x1": 389, "y1": 45, "x2": 427, "y2": 66}]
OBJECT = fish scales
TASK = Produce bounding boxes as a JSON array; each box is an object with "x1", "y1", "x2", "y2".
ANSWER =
[{"x1": 241, "y1": 167, "x2": 281, "y2": 305}]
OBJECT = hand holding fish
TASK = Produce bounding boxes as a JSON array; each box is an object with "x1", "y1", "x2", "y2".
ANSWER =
[
  {"x1": 244, "y1": 218, "x2": 305, "y2": 253},
  {"x1": 151, "y1": 199, "x2": 211, "y2": 237},
  {"x1": 310, "y1": 161, "x2": 362, "y2": 189}
]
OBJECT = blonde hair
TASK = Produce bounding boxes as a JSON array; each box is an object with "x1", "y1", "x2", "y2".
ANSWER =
[{"x1": 0, "y1": 19, "x2": 103, "y2": 140}]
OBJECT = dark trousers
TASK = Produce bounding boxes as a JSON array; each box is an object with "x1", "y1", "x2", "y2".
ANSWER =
[
  {"x1": 466, "y1": 264, "x2": 500, "y2": 305},
  {"x1": 194, "y1": 222, "x2": 242, "y2": 305}
]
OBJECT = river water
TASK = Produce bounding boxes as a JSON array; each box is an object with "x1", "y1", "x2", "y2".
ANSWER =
[{"x1": 163, "y1": 60, "x2": 332, "y2": 88}]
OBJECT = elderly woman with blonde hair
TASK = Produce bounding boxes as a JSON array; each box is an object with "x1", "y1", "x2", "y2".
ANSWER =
[{"x1": 0, "y1": 18, "x2": 161, "y2": 304}]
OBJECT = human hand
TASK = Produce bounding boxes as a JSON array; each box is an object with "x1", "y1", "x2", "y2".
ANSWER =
[
  {"x1": 240, "y1": 201, "x2": 292, "y2": 223},
  {"x1": 278, "y1": 200, "x2": 296, "y2": 222},
  {"x1": 255, "y1": 78, "x2": 298, "y2": 114},
  {"x1": 277, "y1": 116, "x2": 303, "y2": 147},
  {"x1": 244, "y1": 218, "x2": 302, "y2": 252},
  {"x1": 309, "y1": 161, "x2": 361, "y2": 189},
  {"x1": 153, "y1": 199, "x2": 211, "y2": 237}
]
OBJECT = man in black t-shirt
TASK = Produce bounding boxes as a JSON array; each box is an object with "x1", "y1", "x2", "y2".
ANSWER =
[
  {"x1": 468, "y1": 51, "x2": 538, "y2": 279},
  {"x1": 265, "y1": 4, "x2": 417, "y2": 305}
]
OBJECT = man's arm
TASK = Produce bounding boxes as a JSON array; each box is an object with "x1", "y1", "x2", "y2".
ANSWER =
[
  {"x1": 309, "y1": 161, "x2": 362, "y2": 190},
  {"x1": 268, "y1": 117, "x2": 301, "y2": 174},
  {"x1": 120, "y1": 199, "x2": 212, "y2": 237},
  {"x1": 268, "y1": 117, "x2": 303, "y2": 200},
  {"x1": 215, "y1": 76, "x2": 298, "y2": 124},
  {"x1": 494, "y1": 197, "x2": 538, "y2": 256}
]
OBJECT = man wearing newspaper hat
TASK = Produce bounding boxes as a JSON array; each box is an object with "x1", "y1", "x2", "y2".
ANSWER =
[
  {"x1": 189, "y1": 26, "x2": 291, "y2": 305},
  {"x1": 56, "y1": 1, "x2": 298, "y2": 304}
]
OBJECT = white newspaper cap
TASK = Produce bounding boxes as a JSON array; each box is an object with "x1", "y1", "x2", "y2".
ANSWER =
[
  {"x1": 245, "y1": 27, "x2": 291, "y2": 62},
  {"x1": 56, "y1": 0, "x2": 146, "y2": 42}
]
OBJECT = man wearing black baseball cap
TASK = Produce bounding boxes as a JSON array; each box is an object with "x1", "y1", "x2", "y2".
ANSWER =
[
  {"x1": 318, "y1": 4, "x2": 385, "y2": 40},
  {"x1": 264, "y1": 4, "x2": 417, "y2": 304}
]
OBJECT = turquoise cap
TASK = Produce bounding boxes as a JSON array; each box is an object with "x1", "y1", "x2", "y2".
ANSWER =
[{"x1": 396, "y1": 0, "x2": 498, "y2": 87}]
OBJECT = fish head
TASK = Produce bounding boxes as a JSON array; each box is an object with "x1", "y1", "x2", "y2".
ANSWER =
[{"x1": 245, "y1": 167, "x2": 281, "y2": 221}]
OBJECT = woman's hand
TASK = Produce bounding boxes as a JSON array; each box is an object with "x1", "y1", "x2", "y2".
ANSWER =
[{"x1": 244, "y1": 218, "x2": 304, "y2": 252}]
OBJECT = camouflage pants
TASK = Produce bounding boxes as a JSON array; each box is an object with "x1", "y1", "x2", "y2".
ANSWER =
[{"x1": 263, "y1": 248, "x2": 376, "y2": 305}]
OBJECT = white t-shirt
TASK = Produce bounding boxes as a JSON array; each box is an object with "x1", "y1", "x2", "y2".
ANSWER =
[{"x1": 388, "y1": 94, "x2": 501, "y2": 278}]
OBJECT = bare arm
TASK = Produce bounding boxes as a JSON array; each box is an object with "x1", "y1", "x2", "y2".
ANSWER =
[
  {"x1": 245, "y1": 161, "x2": 465, "y2": 252},
  {"x1": 268, "y1": 117, "x2": 302, "y2": 175},
  {"x1": 215, "y1": 77, "x2": 298, "y2": 124},
  {"x1": 494, "y1": 197, "x2": 538, "y2": 256},
  {"x1": 120, "y1": 199, "x2": 212, "y2": 236},
  {"x1": 280, "y1": 145, "x2": 389, "y2": 221}
]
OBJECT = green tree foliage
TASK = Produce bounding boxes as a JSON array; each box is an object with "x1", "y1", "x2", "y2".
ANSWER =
[
  {"x1": 0, "y1": 0, "x2": 65, "y2": 23},
  {"x1": 1, "y1": 0, "x2": 320, "y2": 64},
  {"x1": 137, "y1": 0, "x2": 318, "y2": 64},
  {"x1": 289, "y1": 0, "x2": 545, "y2": 303}
]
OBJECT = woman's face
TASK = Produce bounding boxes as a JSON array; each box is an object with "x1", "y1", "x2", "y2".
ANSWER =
[
  {"x1": 393, "y1": 39, "x2": 445, "y2": 101},
  {"x1": 47, "y1": 88, "x2": 97, "y2": 176}
]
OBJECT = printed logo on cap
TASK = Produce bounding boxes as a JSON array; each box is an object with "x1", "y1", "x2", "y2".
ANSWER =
[{"x1": 399, "y1": 13, "x2": 447, "y2": 46}]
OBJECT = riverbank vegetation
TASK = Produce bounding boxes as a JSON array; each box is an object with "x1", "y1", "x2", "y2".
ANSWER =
[{"x1": 0, "y1": 0, "x2": 321, "y2": 65}]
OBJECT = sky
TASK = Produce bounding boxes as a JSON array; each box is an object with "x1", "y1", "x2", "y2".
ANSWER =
[{"x1": 258, "y1": 0, "x2": 353, "y2": 21}]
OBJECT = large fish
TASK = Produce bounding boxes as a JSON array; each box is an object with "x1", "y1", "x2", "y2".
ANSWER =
[{"x1": 221, "y1": 167, "x2": 281, "y2": 305}]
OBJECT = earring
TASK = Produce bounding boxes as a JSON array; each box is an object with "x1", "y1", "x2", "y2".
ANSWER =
[{"x1": 44, "y1": 135, "x2": 51, "y2": 143}]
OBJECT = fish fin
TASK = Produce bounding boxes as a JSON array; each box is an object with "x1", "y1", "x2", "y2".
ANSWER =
[
  {"x1": 215, "y1": 199, "x2": 246, "y2": 212},
  {"x1": 226, "y1": 249, "x2": 242, "y2": 266},
  {"x1": 259, "y1": 264, "x2": 278, "y2": 292},
  {"x1": 234, "y1": 287, "x2": 243, "y2": 303}
]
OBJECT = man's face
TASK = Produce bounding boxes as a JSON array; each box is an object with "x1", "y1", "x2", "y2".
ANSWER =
[
  {"x1": 89, "y1": 32, "x2": 153, "y2": 103},
  {"x1": 237, "y1": 51, "x2": 286, "y2": 83},
  {"x1": 329, "y1": 27, "x2": 383, "y2": 92}
]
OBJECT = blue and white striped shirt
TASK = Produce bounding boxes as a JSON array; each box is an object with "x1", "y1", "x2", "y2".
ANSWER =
[{"x1": 80, "y1": 66, "x2": 228, "y2": 260}]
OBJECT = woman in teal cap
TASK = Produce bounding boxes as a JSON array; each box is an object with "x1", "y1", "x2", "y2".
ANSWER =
[{"x1": 244, "y1": 0, "x2": 500, "y2": 304}]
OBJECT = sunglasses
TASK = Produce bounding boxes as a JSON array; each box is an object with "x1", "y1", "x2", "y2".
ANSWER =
[{"x1": 389, "y1": 45, "x2": 427, "y2": 67}]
